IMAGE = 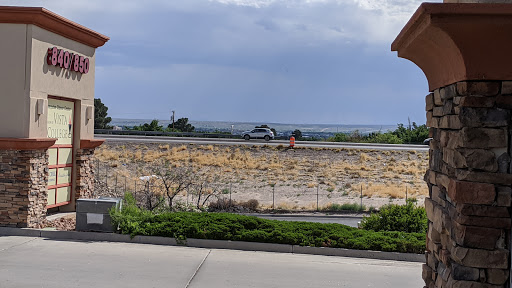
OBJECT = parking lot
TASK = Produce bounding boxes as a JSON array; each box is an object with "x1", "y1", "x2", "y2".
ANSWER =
[{"x1": 0, "y1": 236, "x2": 423, "y2": 288}]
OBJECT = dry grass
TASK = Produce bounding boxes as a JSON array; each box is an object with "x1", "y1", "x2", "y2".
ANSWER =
[
  {"x1": 275, "y1": 202, "x2": 299, "y2": 210},
  {"x1": 95, "y1": 142, "x2": 429, "y2": 203},
  {"x1": 359, "y1": 182, "x2": 425, "y2": 199},
  {"x1": 306, "y1": 182, "x2": 317, "y2": 188},
  {"x1": 359, "y1": 153, "x2": 371, "y2": 162}
]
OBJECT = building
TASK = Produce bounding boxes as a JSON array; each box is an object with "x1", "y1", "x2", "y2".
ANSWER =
[{"x1": 0, "y1": 6, "x2": 109, "y2": 227}]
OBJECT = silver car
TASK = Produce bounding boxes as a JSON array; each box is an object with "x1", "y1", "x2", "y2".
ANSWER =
[{"x1": 241, "y1": 128, "x2": 274, "y2": 141}]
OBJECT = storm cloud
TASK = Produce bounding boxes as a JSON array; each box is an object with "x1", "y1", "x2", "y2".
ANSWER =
[{"x1": 6, "y1": 0, "x2": 438, "y2": 124}]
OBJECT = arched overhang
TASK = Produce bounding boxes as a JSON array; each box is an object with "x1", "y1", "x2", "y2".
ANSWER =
[{"x1": 392, "y1": 3, "x2": 512, "y2": 91}]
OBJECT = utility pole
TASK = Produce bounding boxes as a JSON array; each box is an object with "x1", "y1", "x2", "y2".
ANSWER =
[{"x1": 171, "y1": 110, "x2": 175, "y2": 129}]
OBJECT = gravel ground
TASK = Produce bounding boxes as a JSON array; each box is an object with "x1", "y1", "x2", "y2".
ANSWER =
[{"x1": 92, "y1": 141, "x2": 428, "y2": 211}]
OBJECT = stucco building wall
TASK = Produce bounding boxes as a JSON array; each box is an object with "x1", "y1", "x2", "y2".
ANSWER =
[
  {"x1": 0, "y1": 24, "x2": 31, "y2": 139},
  {"x1": 29, "y1": 25, "x2": 97, "y2": 140},
  {"x1": 0, "y1": 7, "x2": 108, "y2": 225},
  {"x1": 0, "y1": 23, "x2": 97, "y2": 140}
]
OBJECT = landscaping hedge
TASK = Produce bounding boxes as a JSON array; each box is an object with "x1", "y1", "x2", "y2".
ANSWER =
[
  {"x1": 360, "y1": 199, "x2": 428, "y2": 233},
  {"x1": 111, "y1": 199, "x2": 425, "y2": 254}
]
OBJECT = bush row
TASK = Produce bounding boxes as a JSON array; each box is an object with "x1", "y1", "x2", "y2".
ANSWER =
[
  {"x1": 111, "y1": 195, "x2": 425, "y2": 254},
  {"x1": 327, "y1": 123, "x2": 429, "y2": 144}
]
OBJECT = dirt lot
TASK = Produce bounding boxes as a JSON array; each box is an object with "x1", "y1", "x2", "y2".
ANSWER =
[{"x1": 92, "y1": 141, "x2": 429, "y2": 211}]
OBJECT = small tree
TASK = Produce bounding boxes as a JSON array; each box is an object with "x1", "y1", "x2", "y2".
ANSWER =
[
  {"x1": 133, "y1": 175, "x2": 165, "y2": 211},
  {"x1": 171, "y1": 118, "x2": 195, "y2": 132},
  {"x1": 292, "y1": 129, "x2": 302, "y2": 139},
  {"x1": 392, "y1": 122, "x2": 429, "y2": 144},
  {"x1": 190, "y1": 169, "x2": 221, "y2": 209},
  {"x1": 151, "y1": 164, "x2": 193, "y2": 208},
  {"x1": 94, "y1": 98, "x2": 112, "y2": 129},
  {"x1": 132, "y1": 120, "x2": 164, "y2": 131}
]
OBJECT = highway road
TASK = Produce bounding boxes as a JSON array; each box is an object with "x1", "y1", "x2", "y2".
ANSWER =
[
  {"x1": 96, "y1": 134, "x2": 429, "y2": 151},
  {"x1": 245, "y1": 213, "x2": 364, "y2": 227}
]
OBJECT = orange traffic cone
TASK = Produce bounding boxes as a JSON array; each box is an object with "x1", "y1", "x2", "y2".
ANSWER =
[{"x1": 290, "y1": 136, "x2": 295, "y2": 148}]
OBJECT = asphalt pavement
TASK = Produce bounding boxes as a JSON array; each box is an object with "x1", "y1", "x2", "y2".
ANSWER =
[
  {"x1": 0, "y1": 236, "x2": 423, "y2": 288},
  {"x1": 97, "y1": 134, "x2": 429, "y2": 151},
  {"x1": 245, "y1": 213, "x2": 364, "y2": 227}
]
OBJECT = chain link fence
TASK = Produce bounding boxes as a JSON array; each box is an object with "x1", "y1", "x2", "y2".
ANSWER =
[{"x1": 93, "y1": 160, "x2": 416, "y2": 212}]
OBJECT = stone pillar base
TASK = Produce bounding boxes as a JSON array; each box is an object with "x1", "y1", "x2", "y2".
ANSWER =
[
  {"x1": 0, "y1": 138, "x2": 55, "y2": 228},
  {"x1": 76, "y1": 139, "x2": 104, "y2": 200},
  {"x1": 424, "y1": 81, "x2": 511, "y2": 288}
]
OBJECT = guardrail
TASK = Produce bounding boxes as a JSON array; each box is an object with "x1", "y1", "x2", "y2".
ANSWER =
[
  {"x1": 95, "y1": 129, "x2": 239, "y2": 138},
  {"x1": 94, "y1": 129, "x2": 289, "y2": 140}
]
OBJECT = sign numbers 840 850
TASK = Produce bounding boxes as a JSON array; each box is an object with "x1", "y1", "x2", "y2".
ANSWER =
[{"x1": 46, "y1": 47, "x2": 89, "y2": 74}]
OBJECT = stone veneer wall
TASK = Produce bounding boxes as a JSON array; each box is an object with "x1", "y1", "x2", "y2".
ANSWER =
[
  {"x1": 0, "y1": 149, "x2": 48, "y2": 228},
  {"x1": 423, "y1": 81, "x2": 512, "y2": 288},
  {"x1": 75, "y1": 148, "x2": 97, "y2": 200}
]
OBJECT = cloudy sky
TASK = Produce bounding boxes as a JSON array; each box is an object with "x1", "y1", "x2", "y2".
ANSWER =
[{"x1": 8, "y1": 0, "x2": 441, "y2": 125}]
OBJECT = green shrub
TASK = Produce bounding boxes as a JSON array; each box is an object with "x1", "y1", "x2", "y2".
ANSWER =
[
  {"x1": 326, "y1": 123, "x2": 429, "y2": 144},
  {"x1": 322, "y1": 202, "x2": 365, "y2": 212},
  {"x1": 360, "y1": 199, "x2": 427, "y2": 233},
  {"x1": 328, "y1": 133, "x2": 349, "y2": 142},
  {"x1": 111, "y1": 194, "x2": 425, "y2": 254},
  {"x1": 207, "y1": 198, "x2": 259, "y2": 211},
  {"x1": 366, "y1": 132, "x2": 403, "y2": 144}
]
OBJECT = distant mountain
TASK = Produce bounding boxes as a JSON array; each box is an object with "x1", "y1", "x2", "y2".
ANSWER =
[{"x1": 110, "y1": 118, "x2": 398, "y2": 138}]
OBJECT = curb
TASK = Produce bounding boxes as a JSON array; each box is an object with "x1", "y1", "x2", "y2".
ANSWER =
[
  {"x1": 242, "y1": 213, "x2": 366, "y2": 219},
  {"x1": 186, "y1": 238, "x2": 293, "y2": 254},
  {"x1": 0, "y1": 227, "x2": 424, "y2": 263}
]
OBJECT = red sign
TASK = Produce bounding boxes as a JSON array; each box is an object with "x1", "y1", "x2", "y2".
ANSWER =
[{"x1": 46, "y1": 47, "x2": 90, "y2": 74}]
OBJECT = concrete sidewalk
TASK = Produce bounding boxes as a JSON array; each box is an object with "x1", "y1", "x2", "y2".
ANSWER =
[{"x1": 0, "y1": 236, "x2": 423, "y2": 288}]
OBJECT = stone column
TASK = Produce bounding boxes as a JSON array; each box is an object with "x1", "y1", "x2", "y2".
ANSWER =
[
  {"x1": 0, "y1": 138, "x2": 56, "y2": 228},
  {"x1": 424, "y1": 81, "x2": 511, "y2": 287},
  {"x1": 392, "y1": 3, "x2": 512, "y2": 288},
  {"x1": 75, "y1": 139, "x2": 104, "y2": 200}
]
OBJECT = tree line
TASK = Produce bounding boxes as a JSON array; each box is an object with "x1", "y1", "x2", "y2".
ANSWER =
[
  {"x1": 325, "y1": 123, "x2": 429, "y2": 144},
  {"x1": 130, "y1": 118, "x2": 195, "y2": 133},
  {"x1": 94, "y1": 98, "x2": 195, "y2": 132},
  {"x1": 95, "y1": 98, "x2": 428, "y2": 144}
]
